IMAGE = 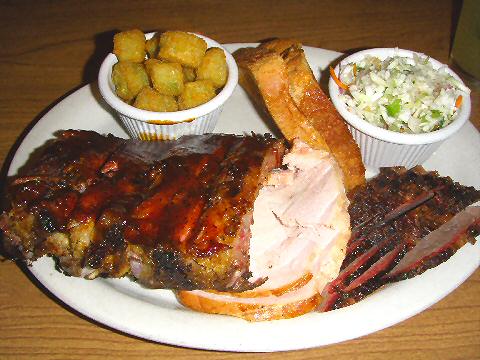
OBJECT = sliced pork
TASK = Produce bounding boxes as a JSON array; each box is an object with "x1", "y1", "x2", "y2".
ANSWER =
[{"x1": 178, "y1": 140, "x2": 350, "y2": 321}]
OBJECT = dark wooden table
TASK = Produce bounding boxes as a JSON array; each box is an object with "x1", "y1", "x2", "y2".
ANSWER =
[{"x1": 1, "y1": 1, "x2": 479, "y2": 359}]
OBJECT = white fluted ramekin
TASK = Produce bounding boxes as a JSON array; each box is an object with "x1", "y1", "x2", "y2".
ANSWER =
[
  {"x1": 98, "y1": 32, "x2": 238, "y2": 140},
  {"x1": 328, "y1": 48, "x2": 471, "y2": 168}
]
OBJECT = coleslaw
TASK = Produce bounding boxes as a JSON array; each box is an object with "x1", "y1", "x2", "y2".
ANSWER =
[{"x1": 335, "y1": 52, "x2": 470, "y2": 133}]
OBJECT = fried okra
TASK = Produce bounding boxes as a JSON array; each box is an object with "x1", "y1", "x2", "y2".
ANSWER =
[
  {"x1": 113, "y1": 29, "x2": 146, "y2": 63},
  {"x1": 145, "y1": 33, "x2": 160, "y2": 59},
  {"x1": 111, "y1": 30, "x2": 227, "y2": 111},
  {"x1": 182, "y1": 66, "x2": 196, "y2": 82},
  {"x1": 178, "y1": 80, "x2": 216, "y2": 110},
  {"x1": 145, "y1": 59, "x2": 184, "y2": 96},
  {"x1": 158, "y1": 31, "x2": 207, "y2": 68},
  {"x1": 196, "y1": 47, "x2": 228, "y2": 88},
  {"x1": 112, "y1": 62, "x2": 149, "y2": 102},
  {"x1": 133, "y1": 87, "x2": 178, "y2": 112}
]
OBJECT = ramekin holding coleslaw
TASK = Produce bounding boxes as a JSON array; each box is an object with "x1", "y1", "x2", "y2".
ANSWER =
[{"x1": 329, "y1": 48, "x2": 471, "y2": 168}]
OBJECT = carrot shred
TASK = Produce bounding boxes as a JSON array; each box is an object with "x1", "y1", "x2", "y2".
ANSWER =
[
  {"x1": 330, "y1": 66, "x2": 349, "y2": 91},
  {"x1": 455, "y1": 95, "x2": 463, "y2": 108}
]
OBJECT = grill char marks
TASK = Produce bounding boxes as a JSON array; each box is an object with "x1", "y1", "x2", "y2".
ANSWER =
[
  {"x1": 10, "y1": 130, "x2": 124, "y2": 228},
  {"x1": 84, "y1": 133, "x2": 240, "y2": 279},
  {"x1": 2, "y1": 130, "x2": 124, "y2": 259},
  {"x1": 1, "y1": 131, "x2": 285, "y2": 291},
  {"x1": 321, "y1": 167, "x2": 480, "y2": 311},
  {"x1": 186, "y1": 135, "x2": 286, "y2": 290},
  {"x1": 188, "y1": 136, "x2": 273, "y2": 256},
  {"x1": 126, "y1": 135, "x2": 239, "y2": 251},
  {"x1": 13, "y1": 130, "x2": 125, "y2": 197},
  {"x1": 385, "y1": 206, "x2": 480, "y2": 281},
  {"x1": 134, "y1": 134, "x2": 285, "y2": 290}
]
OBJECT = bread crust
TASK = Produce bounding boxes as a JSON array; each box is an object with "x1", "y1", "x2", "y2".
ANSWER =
[
  {"x1": 234, "y1": 40, "x2": 365, "y2": 191},
  {"x1": 234, "y1": 47, "x2": 331, "y2": 152}
]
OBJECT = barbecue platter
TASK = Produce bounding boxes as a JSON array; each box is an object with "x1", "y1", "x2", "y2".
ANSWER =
[{"x1": 1, "y1": 38, "x2": 479, "y2": 336}]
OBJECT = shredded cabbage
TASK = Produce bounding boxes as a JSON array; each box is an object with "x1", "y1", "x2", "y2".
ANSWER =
[{"x1": 338, "y1": 51, "x2": 470, "y2": 133}]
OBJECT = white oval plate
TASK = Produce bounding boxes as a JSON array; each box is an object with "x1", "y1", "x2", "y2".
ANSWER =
[{"x1": 7, "y1": 44, "x2": 480, "y2": 352}]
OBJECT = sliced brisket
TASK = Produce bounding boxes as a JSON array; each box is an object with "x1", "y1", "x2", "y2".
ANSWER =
[{"x1": 321, "y1": 167, "x2": 480, "y2": 311}]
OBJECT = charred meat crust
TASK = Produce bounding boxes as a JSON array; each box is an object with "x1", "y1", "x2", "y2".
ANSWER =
[
  {"x1": 1, "y1": 130, "x2": 285, "y2": 292},
  {"x1": 321, "y1": 167, "x2": 480, "y2": 311}
]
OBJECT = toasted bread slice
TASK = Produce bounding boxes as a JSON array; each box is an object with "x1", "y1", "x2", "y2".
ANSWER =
[
  {"x1": 234, "y1": 41, "x2": 365, "y2": 191},
  {"x1": 234, "y1": 47, "x2": 331, "y2": 153},
  {"x1": 276, "y1": 44, "x2": 365, "y2": 190},
  {"x1": 259, "y1": 38, "x2": 301, "y2": 53}
]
